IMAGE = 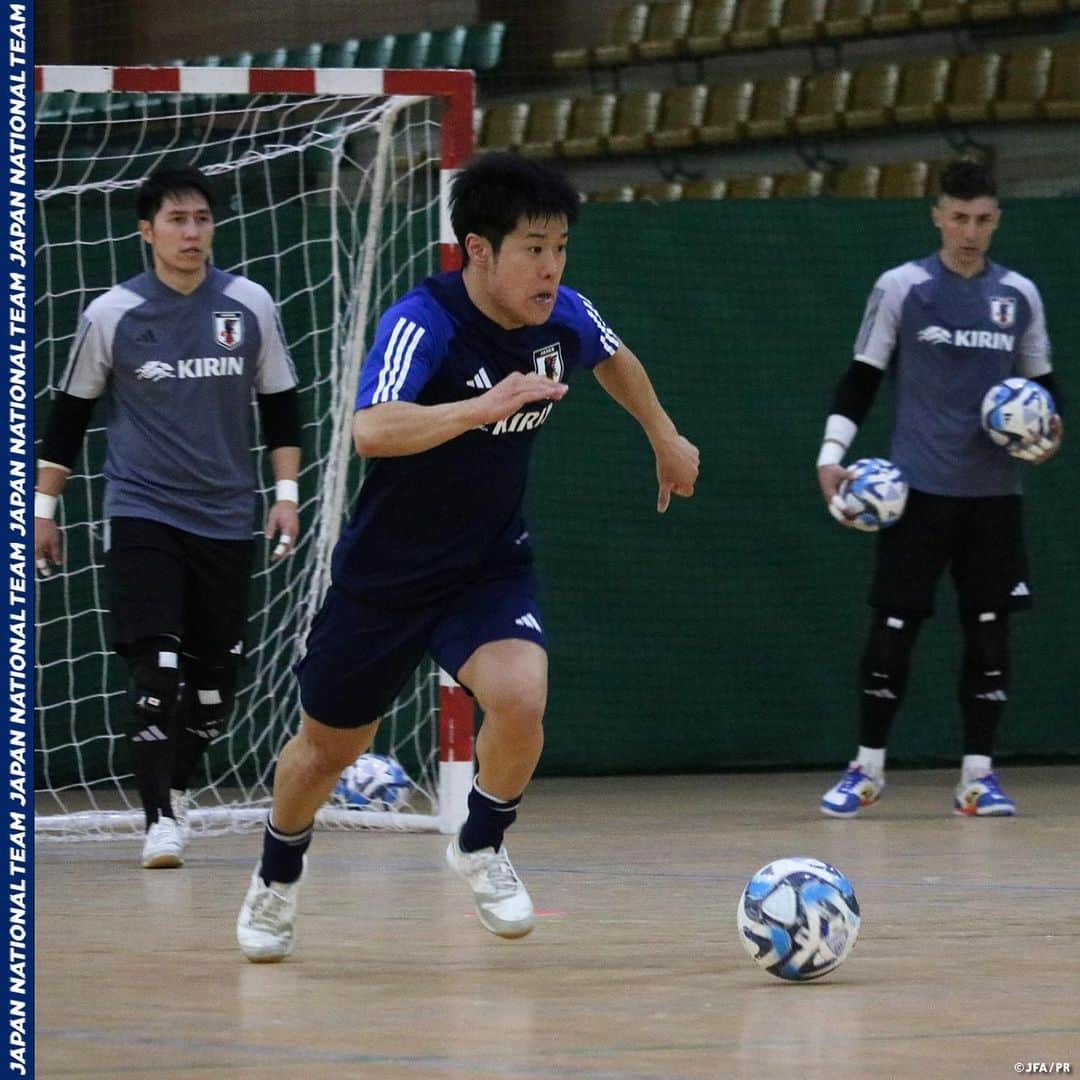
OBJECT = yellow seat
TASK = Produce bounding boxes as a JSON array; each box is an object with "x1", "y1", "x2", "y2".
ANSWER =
[
  {"x1": 831, "y1": 163, "x2": 881, "y2": 197},
  {"x1": 1015, "y1": 0, "x2": 1063, "y2": 12},
  {"x1": 824, "y1": 0, "x2": 874, "y2": 39},
  {"x1": 477, "y1": 102, "x2": 529, "y2": 152},
  {"x1": 726, "y1": 173, "x2": 775, "y2": 197},
  {"x1": 993, "y1": 46, "x2": 1052, "y2": 121},
  {"x1": 774, "y1": 169, "x2": 826, "y2": 196},
  {"x1": 894, "y1": 56, "x2": 951, "y2": 125},
  {"x1": 686, "y1": 0, "x2": 738, "y2": 56},
  {"x1": 634, "y1": 180, "x2": 685, "y2": 201},
  {"x1": 559, "y1": 94, "x2": 618, "y2": 157},
  {"x1": 588, "y1": 186, "x2": 636, "y2": 202},
  {"x1": 970, "y1": 0, "x2": 1015, "y2": 19},
  {"x1": 778, "y1": 0, "x2": 828, "y2": 45},
  {"x1": 606, "y1": 89, "x2": 663, "y2": 154},
  {"x1": 698, "y1": 79, "x2": 754, "y2": 143},
  {"x1": 519, "y1": 98, "x2": 572, "y2": 159},
  {"x1": 794, "y1": 69, "x2": 852, "y2": 135},
  {"x1": 1043, "y1": 42, "x2": 1080, "y2": 120},
  {"x1": 919, "y1": 0, "x2": 969, "y2": 27},
  {"x1": 637, "y1": 0, "x2": 695, "y2": 61},
  {"x1": 682, "y1": 177, "x2": 728, "y2": 199},
  {"x1": 728, "y1": 0, "x2": 785, "y2": 49},
  {"x1": 946, "y1": 52, "x2": 1001, "y2": 123},
  {"x1": 745, "y1": 74, "x2": 802, "y2": 138},
  {"x1": 870, "y1": 0, "x2": 921, "y2": 32},
  {"x1": 593, "y1": 2, "x2": 651, "y2": 67},
  {"x1": 651, "y1": 84, "x2": 709, "y2": 150},
  {"x1": 843, "y1": 61, "x2": 900, "y2": 130},
  {"x1": 879, "y1": 160, "x2": 931, "y2": 197}
]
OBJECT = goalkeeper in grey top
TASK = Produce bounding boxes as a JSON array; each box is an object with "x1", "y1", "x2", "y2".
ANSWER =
[
  {"x1": 814, "y1": 160, "x2": 1064, "y2": 820},
  {"x1": 34, "y1": 166, "x2": 303, "y2": 869}
]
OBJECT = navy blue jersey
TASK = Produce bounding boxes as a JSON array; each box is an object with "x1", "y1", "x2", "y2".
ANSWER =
[
  {"x1": 854, "y1": 254, "x2": 1052, "y2": 497},
  {"x1": 331, "y1": 271, "x2": 619, "y2": 604}
]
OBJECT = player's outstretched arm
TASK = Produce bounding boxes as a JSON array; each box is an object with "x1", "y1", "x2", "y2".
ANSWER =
[
  {"x1": 592, "y1": 345, "x2": 699, "y2": 513},
  {"x1": 265, "y1": 446, "x2": 301, "y2": 562},
  {"x1": 353, "y1": 372, "x2": 568, "y2": 458}
]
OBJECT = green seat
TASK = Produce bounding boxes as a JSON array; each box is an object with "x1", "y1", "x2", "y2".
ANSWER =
[
  {"x1": 429, "y1": 25, "x2": 468, "y2": 68},
  {"x1": 187, "y1": 54, "x2": 220, "y2": 67},
  {"x1": 35, "y1": 91, "x2": 76, "y2": 123},
  {"x1": 220, "y1": 51, "x2": 253, "y2": 67},
  {"x1": 319, "y1": 38, "x2": 359, "y2": 68},
  {"x1": 355, "y1": 35, "x2": 396, "y2": 68},
  {"x1": 285, "y1": 43, "x2": 322, "y2": 68},
  {"x1": 462, "y1": 21, "x2": 506, "y2": 72},
  {"x1": 252, "y1": 47, "x2": 287, "y2": 68},
  {"x1": 390, "y1": 31, "x2": 432, "y2": 69}
]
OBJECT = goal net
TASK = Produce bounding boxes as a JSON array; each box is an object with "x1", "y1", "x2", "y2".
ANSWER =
[{"x1": 33, "y1": 65, "x2": 476, "y2": 839}]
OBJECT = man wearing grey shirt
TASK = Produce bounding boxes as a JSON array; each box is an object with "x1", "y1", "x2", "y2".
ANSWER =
[
  {"x1": 814, "y1": 160, "x2": 1064, "y2": 820},
  {"x1": 34, "y1": 167, "x2": 303, "y2": 868}
]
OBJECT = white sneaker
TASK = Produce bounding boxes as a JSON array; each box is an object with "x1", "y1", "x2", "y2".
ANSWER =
[
  {"x1": 236, "y1": 863, "x2": 304, "y2": 962},
  {"x1": 170, "y1": 789, "x2": 193, "y2": 839},
  {"x1": 141, "y1": 816, "x2": 185, "y2": 869},
  {"x1": 445, "y1": 838, "x2": 534, "y2": 939}
]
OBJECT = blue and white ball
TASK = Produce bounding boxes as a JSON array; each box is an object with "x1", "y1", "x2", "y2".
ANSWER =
[
  {"x1": 332, "y1": 753, "x2": 411, "y2": 810},
  {"x1": 981, "y1": 377, "x2": 1055, "y2": 450},
  {"x1": 837, "y1": 457, "x2": 908, "y2": 531},
  {"x1": 737, "y1": 856, "x2": 861, "y2": 981}
]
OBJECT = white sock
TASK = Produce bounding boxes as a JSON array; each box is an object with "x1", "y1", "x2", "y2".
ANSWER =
[
  {"x1": 855, "y1": 746, "x2": 885, "y2": 775},
  {"x1": 962, "y1": 754, "x2": 992, "y2": 784}
]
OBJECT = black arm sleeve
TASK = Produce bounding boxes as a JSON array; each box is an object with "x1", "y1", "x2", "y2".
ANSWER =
[
  {"x1": 38, "y1": 392, "x2": 97, "y2": 469},
  {"x1": 1031, "y1": 373, "x2": 1064, "y2": 418},
  {"x1": 830, "y1": 360, "x2": 885, "y2": 426},
  {"x1": 256, "y1": 387, "x2": 302, "y2": 450}
]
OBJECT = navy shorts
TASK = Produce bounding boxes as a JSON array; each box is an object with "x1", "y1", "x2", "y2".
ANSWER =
[{"x1": 297, "y1": 571, "x2": 547, "y2": 729}]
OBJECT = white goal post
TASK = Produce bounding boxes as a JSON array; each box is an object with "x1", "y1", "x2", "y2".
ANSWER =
[{"x1": 33, "y1": 64, "x2": 477, "y2": 838}]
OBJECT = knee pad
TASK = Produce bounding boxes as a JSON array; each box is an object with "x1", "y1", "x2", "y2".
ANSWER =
[
  {"x1": 960, "y1": 611, "x2": 1010, "y2": 703},
  {"x1": 126, "y1": 637, "x2": 181, "y2": 728},
  {"x1": 859, "y1": 613, "x2": 922, "y2": 702},
  {"x1": 181, "y1": 653, "x2": 240, "y2": 740}
]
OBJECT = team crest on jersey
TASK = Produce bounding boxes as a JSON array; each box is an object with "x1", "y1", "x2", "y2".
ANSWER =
[
  {"x1": 533, "y1": 342, "x2": 564, "y2": 382},
  {"x1": 989, "y1": 297, "x2": 1016, "y2": 328},
  {"x1": 213, "y1": 311, "x2": 244, "y2": 350}
]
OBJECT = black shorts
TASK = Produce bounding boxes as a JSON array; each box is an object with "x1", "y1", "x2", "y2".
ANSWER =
[
  {"x1": 104, "y1": 516, "x2": 254, "y2": 660},
  {"x1": 870, "y1": 490, "x2": 1031, "y2": 618}
]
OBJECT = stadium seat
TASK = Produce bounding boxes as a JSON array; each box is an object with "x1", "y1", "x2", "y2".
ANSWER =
[
  {"x1": 355, "y1": 35, "x2": 396, "y2": 68},
  {"x1": 221, "y1": 51, "x2": 254, "y2": 67},
  {"x1": 637, "y1": 0, "x2": 695, "y2": 61},
  {"x1": 319, "y1": 39, "x2": 359, "y2": 68},
  {"x1": 893, "y1": 56, "x2": 951, "y2": 125},
  {"x1": 869, "y1": 0, "x2": 921, "y2": 33},
  {"x1": 559, "y1": 93, "x2": 618, "y2": 156},
  {"x1": 252, "y1": 47, "x2": 287, "y2": 68},
  {"x1": 634, "y1": 180, "x2": 685, "y2": 201},
  {"x1": 774, "y1": 169, "x2": 826, "y2": 196},
  {"x1": 697, "y1": 79, "x2": 755, "y2": 142},
  {"x1": 477, "y1": 102, "x2": 529, "y2": 152},
  {"x1": 918, "y1": 0, "x2": 969, "y2": 28},
  {"x1": 945, "y1": 52, "x2": 1001, "y2": 123},
  {"x1": 1043, "y1": 42, "x2": 1080, "y2": 119},
  {"x1": 681, "y1": 177, "x2": 728, "y2": 199},
  {"x1": 462, "y1": 21, "x2": 506, "y2": 72},
  {"x1": 727, "y1": 174, "x2": 775, "y2": 197},
  {"x1": 606, "y1": 89, "x2": 662, "y2": 153},
  {"x1": 1016, "y1": 0, "x2": 1063, "y2": 11},
  {"x1": 728, "y1": 0, "x2": 785, "y2": 49},
  {"x1": 592, "y1": 3, "x2": 651, "y2": 67},
  {"x1": 428, "y1": 26, "x2": 468, "y2": 69},
  {"x1": 390, "y1": 31, "x2": 432, "y2": 69},
  {"x1": 878, "y1": 160, "x2": 931, "y2": 197},
  {"x1": 778, "y1": 0, "x2": 828, "y2": 45},
  {"x1": 831, "y1": 162, "x2": 881, "y2": 196},
  {"x1": 651, "y1": 84, "x2": 709, "y2": 149},
  {"x1": 588, "y1": 185, "x2": 636, "y2": 202},
  {"x1": 685, "y1": 0, "x2": 738, "y2": 56},
  {"x1": 185, "y1": 54, "x2": 220, "y2": 67},
  {"x1": 794, "y1": 69, "x2": 852, "y2": 135},
  {"x1": 843, "y1": 62, "x2": 900, "y2": 129},
  {"x1": 993, "y1": 46, "x2": 1052, "y2": 121},
  {"x1": 745, "y1": 74, "x2": 802, "y2": 138},
  {"x1": 519, "y1": 97, "x2": 572, "y2": 158},
  {"x1": 823, "y1": 0, "x2": 874, "y2": 39},
  {"x1": 970, "y1": 0, "x2": 1014, "y2": 19}
]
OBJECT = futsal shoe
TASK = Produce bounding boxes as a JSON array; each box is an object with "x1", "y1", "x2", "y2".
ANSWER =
[
  {"x1": 445, "y1": 836, "x2": 535, "y2": 939},
  {"x1": 953, "y1": 773, "x2": 1016, "y2": 817},
  {"x1": 819, "y1": 763, "x2": 885, "y2": 818},
  {"x1": 236, "y1": 862, "x2": 305, "y2": 962},
  {"x1": 141, "y1": 816, "x2": 185, "y2": 869}
]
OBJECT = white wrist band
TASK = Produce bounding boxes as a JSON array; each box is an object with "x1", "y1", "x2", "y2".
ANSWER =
[
  {"x1": 35, "y1": 491, "x2": 59, "y2": 519},
  {"x1": 816, "y1": 440, "x2": 846, "y2": 467},
  {"x1": 275, "y1": 479, "x2": 299, "y2": 504}
]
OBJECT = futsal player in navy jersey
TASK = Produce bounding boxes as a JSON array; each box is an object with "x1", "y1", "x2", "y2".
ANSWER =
[
  {"x1": 816, "y1": 160, "x2": 1063, "y2": 819},
  {"x1": 237, "y1": 152, "x2": 699, "y2": 961},
  {"x1": 34, "y1": 167, "x2": 303, "y2": 868}
]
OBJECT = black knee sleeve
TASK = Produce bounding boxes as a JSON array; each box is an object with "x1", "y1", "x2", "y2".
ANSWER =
[
  {"x1": 859, "y1": 613, "x2": 922, "y2": 704},
  {"x1": 959, "y1": 611, "x2": 1010, "y2": 704},
  {"x1": 181, "y1": 653, "x2": 240, "y2": 740},
  {"x1": 125, "y1": 636, "x2": 181, "y2": 731}
]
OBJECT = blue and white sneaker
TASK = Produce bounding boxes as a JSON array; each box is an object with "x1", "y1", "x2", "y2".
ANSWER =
[
  {"x1": 953, "y1": 773, "x2": 1016, "y2": 817},
  {"x1": 820, "y1": 763, "x2": 885, "y2": 818}
]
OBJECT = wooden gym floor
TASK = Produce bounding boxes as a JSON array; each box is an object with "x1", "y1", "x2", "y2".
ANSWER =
[{"x1": 36, "y1": 766, "x2": 1080, "y2": 1079}]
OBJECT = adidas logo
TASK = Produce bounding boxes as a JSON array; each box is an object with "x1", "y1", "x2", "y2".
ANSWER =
[
  {"x1": 514, "y1": 613, "x2": 542, "y2": 633},
  {"x1": 134, "y1": 328, "x2": 158, "y2": 344},
  {"x1": 1010, "y1": 581, "x2": 1030, "y2": 597},
  {"x1": 465, "y1": 367, "x2": 493, "y2": 390}
]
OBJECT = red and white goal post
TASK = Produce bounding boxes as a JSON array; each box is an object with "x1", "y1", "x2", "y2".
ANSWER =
[{"x1": 33, "y1": 65, "x2": 477, "y2": 839}]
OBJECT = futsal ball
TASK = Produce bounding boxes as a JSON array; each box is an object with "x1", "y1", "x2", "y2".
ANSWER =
[
  {"x1": 836, "y1": 457, "x2": 908, "y2": 531},
  {"x1": 981, "y1": 377, "x2": 1055, "y2": 450},
  {"x1": 332, "y1": 753, "x2": 411, "y2": 810},
  {"x1": 736, "y1": 857, "x2": 861, "y2": 981}
]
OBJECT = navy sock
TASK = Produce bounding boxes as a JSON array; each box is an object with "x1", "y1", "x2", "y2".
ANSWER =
[
  {"x1": 457, "y1": 782, "x2": 522, "y2": 853},
  {"x1": 260, "y1": 817, "x2": 313, "y2": 885}
]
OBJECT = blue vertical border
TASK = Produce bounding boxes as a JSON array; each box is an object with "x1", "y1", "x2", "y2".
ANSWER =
[{"x1": 3, "y1": 2, "x2": 33, "y2": 1077}]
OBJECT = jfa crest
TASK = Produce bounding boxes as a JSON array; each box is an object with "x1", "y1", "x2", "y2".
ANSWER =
[
  {"x1": 989, "y1": 297, "x2": 1016, "y2": 328},
  {"x1": 533, "y1": 342, "x2": 564, "y2": 382},
  {"x1": 213, "y1": 311, "x2": 244, "y2": 350}
]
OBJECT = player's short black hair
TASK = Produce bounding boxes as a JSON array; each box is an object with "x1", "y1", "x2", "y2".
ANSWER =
[
  {"x1": 136, "y1": 166, "x2": 217, "y2": 221},
  {"x1": 450, "y1": 152, "x2": 580, "y2": 265},
  {"x1": 938, "y1": 159, "x2": 997, "y2": 201}
]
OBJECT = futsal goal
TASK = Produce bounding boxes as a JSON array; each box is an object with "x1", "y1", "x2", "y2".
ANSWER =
[{"x1": 33, "y1": 64, "x2": 476, "y2": 839}]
